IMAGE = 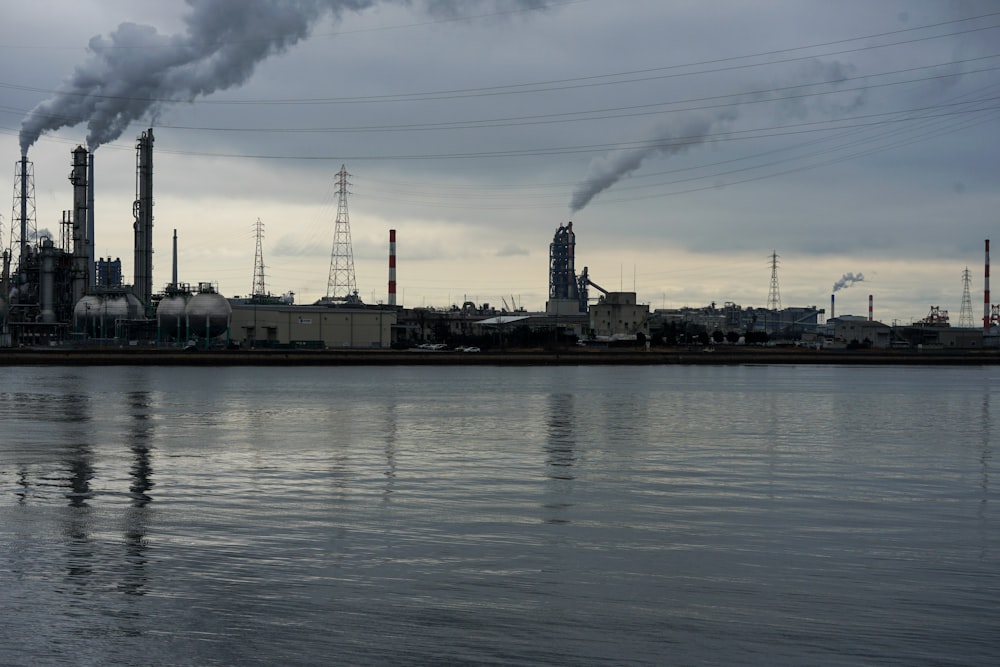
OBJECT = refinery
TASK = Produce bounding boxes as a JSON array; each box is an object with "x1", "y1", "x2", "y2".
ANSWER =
[{"x1": 0, "y1": 128, "x2": 995, "y2": 356}]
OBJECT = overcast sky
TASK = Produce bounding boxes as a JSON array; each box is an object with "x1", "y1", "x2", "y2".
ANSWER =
[{"x1": 1, "y1": 0, "x2": 998, "y2": 324}]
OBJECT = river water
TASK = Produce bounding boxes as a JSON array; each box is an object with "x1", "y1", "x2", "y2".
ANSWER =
[{"x1": 0, "y1": 364, "x2": 996, "y2": 666}]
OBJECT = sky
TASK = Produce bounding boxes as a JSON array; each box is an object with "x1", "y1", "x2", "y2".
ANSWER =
[{"x1": 1, "y1": 0, "x2": 998, "y2": 325}]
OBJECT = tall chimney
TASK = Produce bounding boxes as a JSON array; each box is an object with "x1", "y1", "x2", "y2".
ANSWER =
[
  {"x1": 868, "y1": 294, "x2": 873, "y2": 322},
  {"x1": 133, "y1": 129, "x2": 154, "y2": 307},
  {"x1": 18, "y1": 155, "x2": 28, "y2": 267},
  {"x1": 70, "y1": 146, "x2": 90, "y2": 305},
  {"x1": 830, "y1": 293, "x2": 835, "y2": 320},
  {"x1": 87, "y1": 152, "x2": 95, "y2": 289},
  {"x1": 172, "y1": 228, "x2": 178, "y2": 288},
  {"x1": 388, "y1": 229, "x2": 397, "y2": 306},
  {"x1": 985, "y1": 239, "x2": 991, "y2": 331}
]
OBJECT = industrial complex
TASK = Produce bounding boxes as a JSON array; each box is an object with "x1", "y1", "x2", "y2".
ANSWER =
[{"x1": 0, "y1": 129, "x2": 994, "y2": 353}]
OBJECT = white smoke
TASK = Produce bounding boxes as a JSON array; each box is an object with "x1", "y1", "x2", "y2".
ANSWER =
[
  {"x1": 832, "y1": 271, "x2": 864, "y2": 292},
  {"x1": 569, "y1": 111, "x2": 736, "y2": 214},
  {"x1": 19, "y1": 0, "x2": 546, "y2": 154},
  {"x1": 568, "y1": 58, "x2": 866, "y2": 214}
]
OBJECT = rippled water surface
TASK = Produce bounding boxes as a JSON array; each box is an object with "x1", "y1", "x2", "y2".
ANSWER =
[{"x1": 1, "y1": 364, "x2": 997, "y2": 665}]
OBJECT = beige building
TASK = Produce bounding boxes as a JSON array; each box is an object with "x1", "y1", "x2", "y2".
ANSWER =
[
  {"x1": 589, "y1": 292, "x2": 650, "y2": 339},
  {"x1": 829, "y1": 317, "x2": 891, "y2": 348},
  {"x1": 229, "y1": 302, "x2": 396, "y2": 348}
]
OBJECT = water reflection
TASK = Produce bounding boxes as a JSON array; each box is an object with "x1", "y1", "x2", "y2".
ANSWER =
[
  {"x1": 384, "y1": 397, "x2": 398, "y2": 501},
  {"x1": 122, "y1": 388, "x2": 154, "y2": 596},
  {"x1": 979, "y1": 385, "x2": 992, "y2": 559},
  {"x1": 59, "y1": 387, "x2": 94, "y2": 597},
  {"x1": 543, "y1": 392, "x2": 576, "y2": 524}
]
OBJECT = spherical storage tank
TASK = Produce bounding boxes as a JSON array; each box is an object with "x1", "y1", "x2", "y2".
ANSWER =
[
  {"x1": 156, "y1": 292, "x2": 190, "y2": 340},
  {"x1": 73, "y1": 292, "x2": 144, "y2": 337},
  {"x1": 185, "y1": 285, "x2": 232, "y2": 339}
]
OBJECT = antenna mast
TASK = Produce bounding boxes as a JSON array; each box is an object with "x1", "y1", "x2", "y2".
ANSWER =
[
  {"x1": 767, "y1": 250, "x2": 781, "y2": 310},
  {"x1": 252, "y1": 217, "x2": 267, "y2": 297},
  {"x1": 326, "y1": 165, "x2": 357, "y2": 300},
  {"x1": 959, "y1": 266, "x2": 974, "y2": 328}
]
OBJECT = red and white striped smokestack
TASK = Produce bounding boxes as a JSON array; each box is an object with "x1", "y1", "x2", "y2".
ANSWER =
[
  {"x1": 388, "y1": 229, "x2": 397, "y2": 307},
  {"x1": 985, "y1": 239, "x2": 991, "y2": 331},
  {"x1": 868, "y1": 294, "x2": 873, "y2": 322}
]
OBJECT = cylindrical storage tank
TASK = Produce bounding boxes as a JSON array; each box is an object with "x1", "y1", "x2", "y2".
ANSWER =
[
  {"x1": 185, "y1": 288, "x2": 232, "y2": 339},
  {"x1": 156, "y1": 292, "x2": 190, "y2": 341}
]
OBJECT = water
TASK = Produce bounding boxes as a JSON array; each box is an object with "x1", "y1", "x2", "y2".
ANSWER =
[{"x1": 0, "y1": 364, "x2": 996, "y2": 666}]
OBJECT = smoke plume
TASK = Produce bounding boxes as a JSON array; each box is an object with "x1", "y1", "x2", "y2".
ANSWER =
[
  {"x1": 569, "y1": 111, "x2": 734, "y2": 214},
  {"x1": 568, "y1": 57, "x2": 865, "y2": 214},
  {"x1": 19, "y1": 0, "x2": 546, "y2": 154},
  {"x1": 832, "y1": 272, "x2": 864, "y2": 292}
]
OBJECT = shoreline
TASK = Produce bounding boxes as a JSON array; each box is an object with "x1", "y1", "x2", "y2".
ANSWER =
[{"x1": 1, "y1": 346, "x2": 999, "y2": 366}]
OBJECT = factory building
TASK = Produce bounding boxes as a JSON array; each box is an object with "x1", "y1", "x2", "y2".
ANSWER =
[
  {"x1": 228, "y1": 301, "x2": 395, "y2": 349},
  {"x1": 589, "y1": 292, "x2": 650, "y2": 340},
  {"x1": 2, "y1": 129, "x2": 236, "y2": 348}
]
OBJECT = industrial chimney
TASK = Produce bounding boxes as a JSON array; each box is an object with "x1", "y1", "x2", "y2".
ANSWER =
[
  {"x1": 87, "y1": 152, "x2": 96, "y2": 289},
  {"x1": 868, "y1": 294, "x2": 873, "y2": 322},
  {"x1": 985, "y1": 239, "x2": 991, "y2": 331},
  {"x1": 69, "y1": 146, "x2": 90, "y2": 305},
  {"x1": 830, "y1": 293, "x2": 835, "y2": 320},
  {"x1": 172, "y1": 228, "x2": 178, "y2": 289},
  {"x1": 133, "y1": 129, "x2": 154, "y2": 308},
  {"x1": 388, "y1": 229, "x2": 397, "y2": 306}
]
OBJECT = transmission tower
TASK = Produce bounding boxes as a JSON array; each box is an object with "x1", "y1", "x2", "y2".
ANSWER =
[
  {"x1": 959, "y1": 267, "x2": 975, "y2": 328},
  {"x1": 10, "y1": 156, "x2": 37, "y2": 269},
  {"x1": 767, "y1": 250, "x2": 782, "y2": 310},
  {"x1": 252, "y1": 217, "x2": 267, "y2": 297},
  {"x1": 326, "y1": 165, "x2": 357, "y2": 300}
]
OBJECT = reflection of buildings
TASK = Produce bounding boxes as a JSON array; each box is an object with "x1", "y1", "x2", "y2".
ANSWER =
[
  {"x1": 122, "y1": 387, "x2": 154, "y2": 596},
  {"x1": 545, "y1": 393, "x2": 576, "y2": 479},
  {"x1": 543, "y1": 393, "x2": 577, "y2": 525}
]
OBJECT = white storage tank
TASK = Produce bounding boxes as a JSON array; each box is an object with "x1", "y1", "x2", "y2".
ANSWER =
[
  {"x1": 185, "y1": 283, "x2": 231, "y2": 339},
  {"x1": 73, "y1": 291, "x2": 143, "y2": 338},
  {"x1": 156, "y1": 290, "x2": 190, "y2": 341}
]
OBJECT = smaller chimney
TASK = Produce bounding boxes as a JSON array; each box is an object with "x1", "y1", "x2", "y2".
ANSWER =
[
  {"x1": 985, "y1": 239, "x2": 991, "y2": 331},
  {"x1": 172, "y1": 228, "x2": 178, "y2": 288},
  {"x1": 868, "y1": 294, "x2": 873, "y2": 322},
  {"x1": 388, "y1": 229, "x2": 397, "y2": 306}
]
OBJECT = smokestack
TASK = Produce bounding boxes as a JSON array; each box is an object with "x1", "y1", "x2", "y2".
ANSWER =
[
  {"x1": 172, "y1": 228, "x2": 178, "y2": 288},
  {"x1": 18, "y1": 155, "x2": 28, "y2": 267},
  {"x1": 831, "y1": 293, "x2": 835, "y2": 320},
  {"x1": 70, "y1": 146, "x2": 90, "y2": 304},
  {"x1": 869, "y1": 294, "x2": 873, "y2": 322},
  {"x1": 388, "y1": 229, "x2": 397, "y2": 306},
  {"x1": 87, "y1": 152, "x2": 95, "y2": 289},
  {"x1": 985, "y1": 239, "x2": 991, "y2": 331},
  {"x1": 133, "y1": 129, "x2": 154, "y2": 307}
]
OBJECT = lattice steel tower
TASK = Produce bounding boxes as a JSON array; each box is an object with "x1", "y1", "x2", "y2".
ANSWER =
[
  {"x1": 326, "y1": 165, "x2": 357, "y2": 300},
  {"x1": 959, "y1": 267, "x2": 975, "y2": 328},
  {"x1": 252, "y1": 217, "x2": 267, "y2": 297},
  {"x1": 767, "y1": 250, "x2": 781, "y2": 310},
  {"x1": 10, "y1": 156, "x2": 37, "y2": 269}
]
